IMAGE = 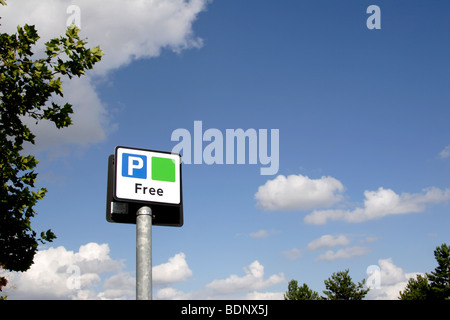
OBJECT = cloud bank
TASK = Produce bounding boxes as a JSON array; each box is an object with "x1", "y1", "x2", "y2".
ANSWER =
[
  {"x1": 285, "y1": 233, "x2": 372, "y2": 262},
  {"x1": 205, "y1": 260, "x2": 285, "y2": 296},
  {"x1": 1, "y1": 0, "x2": 207, "y2": 74},
  {"x1": 2, "y1": 243, "x2": 129, "y2": 299},
  {"x1": 157, "y1": 260, "x2": 285, "y2": 300},
  {"x1": 0, "y1": 242, "x2": 423, "y2": 300},
  {"x1": 439, "y1": 145, "x2": 450, "y2": 159},
  {"x1": 306, "y1": 234, "x2": 350, "y2": 251},
  {"x1": 255, "y1": 172, "x2": 450, "y2": 225},
  {"x1": 367, "y1": 258, "x2": 424, "y2": 300},
  {"x1": 305, "y1": 186, "x2": 450, "y2": 225},
  {"x1": 1, "y1": 242, "x2": 285, "y2": 300},
  {"x1": 1, "y1": 0, "x2": 208, "y2": 151},
  {"x1": 255, "y1": 174, "x2": 345, "y2": 211},
  {"x1": 1, "y1": 243, "x2": 194, "y2": 300}
]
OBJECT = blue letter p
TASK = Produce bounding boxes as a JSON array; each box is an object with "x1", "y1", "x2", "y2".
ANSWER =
[{"x1": 122, "y1": 153, "x2": 147, "y2": 179}]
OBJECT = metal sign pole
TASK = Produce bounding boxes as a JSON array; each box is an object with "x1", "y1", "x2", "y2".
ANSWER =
[
  {"x1": 108, "y1": 147, "x2": 183, "y2": 298},
  {"x1": 136, "y1": 206, "x2": 152, "y2": 300}
]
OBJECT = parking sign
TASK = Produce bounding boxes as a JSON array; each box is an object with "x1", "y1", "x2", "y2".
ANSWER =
[{"x1": 114, "y1": 146, "x2": 182, "y2": 205}]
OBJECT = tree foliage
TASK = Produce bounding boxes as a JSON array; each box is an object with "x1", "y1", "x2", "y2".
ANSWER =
[
  {"x1": 285, "y1": 269, "x2": 369, "y2": 300},
  {"x1": 399, "y1": 274, "x2": 431, "y2": 300},
  {"x1": 427, "y1": 243, "x2": 450, "y2": 299},
  {"x1": 399, "y1": 243, "x2": 450, "y2": 300},
  {"x1": 284, "y1": 280, "x2": 321, "y2": 300},
  {"x1": 0, "y1": 0, "x2": 103, "y2": 285},
  {"x1": 323, "y1": 269, "x2": 369, "y2": 300}
]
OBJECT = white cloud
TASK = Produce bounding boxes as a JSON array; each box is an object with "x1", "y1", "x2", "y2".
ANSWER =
[
  {"x1": 1, "y1": 0, "x2": 208, "y2": 151},
  {"x1": 22, "y1": 76, "x2": 113, "y2": 153},
  {"x1": 2, "y1": 243, "x2": 124, "y2": 299},
  {"x1": 76, "y1": 0, "x2": 206, "y2": 76},
  {"x1": 153, "y1": 252, "x2": 193, "y2": 285},
  {"x1": 362, "y1": 236, "x2": 379, "y2": 244},
  {"x1": 378, "y1": 258, "x2": 407, "y2": 286},
  {"x1": 249, "y1": 229, "x2": 269, "y2": 238},
  {"x1": 256, "y1": 171, "x2": 450, "y2": 225},
  {"x1": 1, "y1": 244, "x2": 285, "y2": 300},
  {"x1": 97, "y1": 272, "x2": 135, "y2": 300},
  {"x1": 155, "y1": 260, "x2": 286, "y2": 300},
  {"x1": 243, "y1": 291, "x2": 284, "y2": 300},
  {"x1": 316, "y1": 246, "x2": 370, "y2": 261},
  {"x1": 1, "y1": 0, "x2": 207, "y2": 74},
  {"x1": 152, "y1": 257, "x2": 421, "y2": 300},
  {"x1": 439, "y1": 145, "x2": 450, "y2": 159},
  {"x1": 155, "y1": 287, "x2": 190, "y2": 300},
  {"x1": 307, "y1": 234, "x2": 350, "y2": 251},
  {"x1": 1, "y1": 243, "x2": 193, "y2": 300},
  {"x1": 366, "y1": 258, "x2": 424, "y2": 300},
  {"x1": 305, "y1": 187, "x2": 450, "y2": 225},
  {"x1": 205, "y1": 261, "x2": 285, "y2": 297},
  {"x1": 248, "y1": 229, "x2": 278, "y2": 238},
  {"x1": 155, "y1": 287, "x2": 285, "y2": 300},
  {"x1": 283, "y1": 248, "x2": 302, "y2": 260},
  {"x1": 255, "y1": 174, "x2": 345, "y2": 211}
]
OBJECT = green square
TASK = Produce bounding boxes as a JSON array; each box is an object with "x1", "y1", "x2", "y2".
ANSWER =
[{"x1": 151, "y1": 157, "x2": 175, "y2": 182}]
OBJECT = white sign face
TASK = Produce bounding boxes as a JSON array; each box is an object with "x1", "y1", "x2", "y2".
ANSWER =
[{"x1": 114, "y1": 146, "x2": 181, "y2": 205}]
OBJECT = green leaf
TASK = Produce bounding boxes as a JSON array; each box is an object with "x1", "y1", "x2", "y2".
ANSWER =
[{"x1": 34, "y1": 62, "x2": 43, "y2": 70}]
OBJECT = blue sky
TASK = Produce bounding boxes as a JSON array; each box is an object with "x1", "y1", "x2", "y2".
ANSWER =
[{"x1": 2, "y1": 0, "x2": 450, "y2": 299}]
